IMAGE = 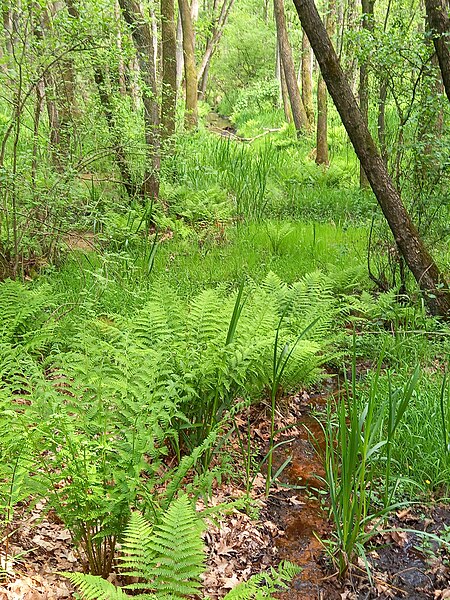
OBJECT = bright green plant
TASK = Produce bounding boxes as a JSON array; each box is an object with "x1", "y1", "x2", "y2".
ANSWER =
[
  {"x1": 383, "y1": 365, "x2": 420, "y2": 508},
  {"x1": 322, "y1": 349, "x2": 419, "y2": 576},
  {"x1": 64, "y1": 495, "x2": 300, "y2": 599},
  {"x1": 440, "y1": 370, "x2": 450, "y2": 458}
]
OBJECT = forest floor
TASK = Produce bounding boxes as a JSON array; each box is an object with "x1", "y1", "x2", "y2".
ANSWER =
[{"x1": 2, "y1": 380, "x2": 450, "y2": 600}]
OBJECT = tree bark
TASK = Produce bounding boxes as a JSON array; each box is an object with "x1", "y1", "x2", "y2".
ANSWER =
[
  {"x1": 161, "y1": 0, "x2": 177, "y2": 142},
  {"x1": 292, "y1": 0, "x2": 450, "y2": 317},
  {"x1": 176, "y1": 12, "x2": 184, "y2": 90},
  {"x1": 178, "y1": 0, "x2": 198, "y2": 129},
  {"x1": 274, "y1": 0, "x2": 309, "y2": 134},
  {"x1": 425, "y1": 0, "x2": 450, "y2": 103},
  {"x1": 118, "y1": 0, "x2": 160, "y2": 200},
  {"x1": 359, "y1": 0, "x2": 374, "y2": 188},
  {"x1": 377, "y1": 78, "x2": 388, "y2": 163},
  {"x1": 316, "y1": 0, "x2": 335, "y2": 165},
  {"x1": 301, "y1": 30, "x2": 314, "y2": 126},
  {"x1": 316, "y1": 74, "x2": 328, "y2": 164},
  {"x1": 281, "y1": 54, "x2": 293, "y2": 122}
]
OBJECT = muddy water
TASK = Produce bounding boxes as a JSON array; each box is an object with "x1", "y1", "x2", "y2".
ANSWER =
[{"x1": 268, "y1": 405, "x2": 339, "y2": 599}]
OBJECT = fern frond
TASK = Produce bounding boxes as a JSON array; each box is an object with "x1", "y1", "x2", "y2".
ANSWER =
[
  {"x1": 222, "y1": 561, "x2": 301, "y2": 599},
  {"x1": 64, "y1": 572, "x2": 128, "y2": 599},
  {"x1": 187, "y1": 289, "x2": 226, "y2": 347},
  {"x1": 120, "y1": 512, "x2": 155, "y2": 579},
  {"x1": 129, "y1": 495, "x2": 204, "y2": 597}
]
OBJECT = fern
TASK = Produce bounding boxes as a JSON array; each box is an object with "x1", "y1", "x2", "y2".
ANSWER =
[
  {"x1": 0, "y1": 280, "x2": 53, "y2": 347},
  {"x1": 222, "y1": 561, "x2": 301, "y2": 599},
  {"x1": 65, "y1": 500, "x2": 299, "y2": 600},
  {"x1": 64, "y1": 573, "x2": 129, "y2": 599},
  {"x1": 65, "y1": 496, "x2": 205, "y2": 599}
]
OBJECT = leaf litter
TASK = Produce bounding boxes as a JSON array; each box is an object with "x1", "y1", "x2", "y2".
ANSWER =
[{"x1": 2, "y1": 387, "x2": 450, "y2": 599}]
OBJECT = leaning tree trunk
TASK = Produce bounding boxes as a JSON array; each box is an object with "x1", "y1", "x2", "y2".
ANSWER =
[
  {"x1": 197, "y1": 0, "x2": 235, "y2": 86},
  {"x1": 359, "y1": 0, "x2": 374, "y2": 188},
  {"x1": 292, "y1": 0, "x2": 450, "y2": 317},
  {"x1": 425, "y1": 0, "x2": 450, "y2": 103},
  {"x1": 161, "y1": 0, "x2": 177, "y2": 143},
  {"x1": 118, "y1": 0, "x2": 160, "y2": 200},
  {"x1": 178, "y1": 0, "x2": 198, "y2": 129},
  {"x1": 277, "y1": 36, "x2": 293, "y2": 121},
  {"x1": 274, "y1": 0, "x2": 309, "y2": 134}
]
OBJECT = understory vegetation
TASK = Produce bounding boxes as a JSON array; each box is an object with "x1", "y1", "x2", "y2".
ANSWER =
[{"x1": 1, "y1": 0, "x2": 450, "y2": 596}]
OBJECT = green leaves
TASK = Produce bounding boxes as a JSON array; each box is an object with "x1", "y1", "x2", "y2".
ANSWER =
[{"x1": 65, "y1": 500, "x2": 299, "y2": 600}]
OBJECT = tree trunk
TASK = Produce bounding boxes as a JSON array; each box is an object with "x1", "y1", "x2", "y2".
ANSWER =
[
  {"x1": 118, "y1": 0, "x2": 160, "y2": 200},
  {"x1": 197, "y1": 0, "x2": 235, "y2": 84},
  {"x1": 93, "y1": 64, "x2": 137, "y2": 198},
  {"x1": 274, "y1": 0, "x2": 309, "y2": 134},
  {"x1": 161, "y1": 0, "x2": 177, "y2": 143},
  {"x1": 281, "y1": 55, "x2": 293, "y2": 122},
  {"x1": 292, "y1": 0, "x2": 450, "y2": 317},
  {"x1": 178, "y1": 0, "x2": 198, "y2": 129},
  {"x1": 301, "y1": 30, "x2": 314, "y2": 126},
  {"x1": 359, "y1": 0, "x2": 374, "y2": 188},
  {"x1": 425, "y1": 0, "x2": 450, "y2": 103},
  {"x1": 316, "y1": 74, "x2": 328, "y2": 164},
  {"x1": 176, "y1": 13, "x2": 184, "y2": 90},
  {"x1": 114, "y1": 0, "x2": 128, "y2": 95},
  {"x1": 2, "y1": 5, "x2": 14, "y2": 58},
  {"x1": 316, "y1": 0, "x2": 335, "y2": 165}
]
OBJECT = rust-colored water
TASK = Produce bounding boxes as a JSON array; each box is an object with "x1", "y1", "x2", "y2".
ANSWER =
[{"x1": 270, "y1": 408, "x2": 337, "y2": 600}]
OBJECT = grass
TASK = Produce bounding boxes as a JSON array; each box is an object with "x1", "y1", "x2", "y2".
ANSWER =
[{"x1": 40, "y1": 220, "x2": 368, "y2": 315}]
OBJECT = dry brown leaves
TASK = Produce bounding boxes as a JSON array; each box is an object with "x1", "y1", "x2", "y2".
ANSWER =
[
  {"x1": 0, "y1": 502, "x2": 78, "y2": 600},
  {"x1": 198, "y1": 476, "x2": 282, "y2": 599}
]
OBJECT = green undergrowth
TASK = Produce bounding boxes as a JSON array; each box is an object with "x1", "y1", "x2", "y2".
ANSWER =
[
  {"x1": 0, "y1": 269, "x2": 348, "y2": 572},
  {"x1": 46, "y1": 220, "x2": 368, "y2": 310}
]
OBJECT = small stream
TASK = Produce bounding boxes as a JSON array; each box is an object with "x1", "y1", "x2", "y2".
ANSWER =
[
  {"x1": 266, "y1": 391, "x2": 341, "y2": 599},
  {"x1": 205, "y1": 111, "x2": 236, "y2": 136}
]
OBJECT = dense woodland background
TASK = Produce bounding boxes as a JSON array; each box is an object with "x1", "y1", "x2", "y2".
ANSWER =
[{"x1": 1, "y1": 0, "x2": 450, "y2": 598}]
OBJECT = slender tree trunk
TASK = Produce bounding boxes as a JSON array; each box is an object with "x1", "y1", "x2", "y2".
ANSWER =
[
  {"x1": 150, "y1": 3, "x2": 159, "y2": 78},
  {"x1": 197, "y1": 0, "x2": 235, "y2": 84},
  {"x1": 292, "y1": 0, "x2": 450, "y2": 317},
  {"x1": 342, "y1": 0, "x2": 358, "y2": 90},
  {"x1": 178, "y1": 0, "x2": 198, "y2": 129},
  {"x1": 276, "y1": 36, "x2": 292, "y2": 121},
  {"x1": 161, "y1": 0, "x2": 177, "y2": 143},
  {"x1": 118, "y1": 0, "x2": 160, "y2": 200},
  {"x1": 2, "y1": 5, "x2": 14, "y2": 58},
  {"x1": 114, "y1": 0, "x2": 127, "y2": 95},
  {"x1": 301, "y1": 30, "x2": 314, "y2": 126},
  {"x1": 281, "y1": 55, "x2": 293, "y2": 122},
  {"x1": 425, "y1": 0, "x2": 450, "y2": 102},
  {"x1": 274, "y1": 0, "x2": 309, "y2": 134},
  {"x1": 359, "y1": 0, "x2": 374, "y2": 187},
  {"x1": 34, "y1": 6, "x2": 65, "y2": 171},
  {"x1": 316, "y1": 75, "x2": 328, "y2": 164},
  {"x1": 316, "y1": 0, "x2": 335, "y2": 165},
  {"x1": 176, "y1": 13, "x2": 184, "y2": 90},
  {"x1": 93, "y1": 65, "x2": 137, "y2": 198},
  {"x1": 198, "y1": 59, "x2": 209, "y2": 100}
]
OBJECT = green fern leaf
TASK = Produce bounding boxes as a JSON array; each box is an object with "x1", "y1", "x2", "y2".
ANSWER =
[{"x1": 64, "y1": 572, "x2": 128, "y2": 599}]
